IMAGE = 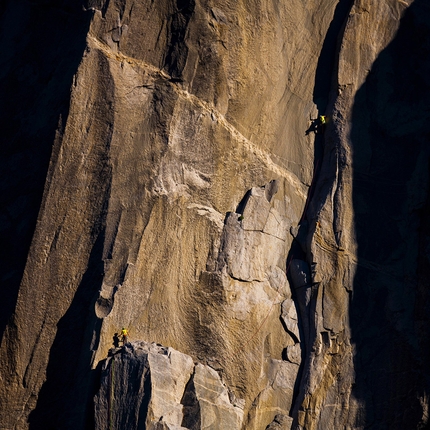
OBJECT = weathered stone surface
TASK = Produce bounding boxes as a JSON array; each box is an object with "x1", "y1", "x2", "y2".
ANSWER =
[
  {"x1": 283, "y1": 344, "x2": 301, "y2": 366},
  {"x1": 266, "y1": 414, "x2": 294, "y2": 430},
  {"x1": 216, "y1": 182, "x2": 293, "y2": 284},
  {"x1": 270, "y1": 359, "x2": 299, "y2": 392},
  {"x1": 263, "y1": 207, "x2": 290, "y2": 241},
  {"x1": 240, "y1": 187, "x2": 272, "y2": 231},
  {"x1": 191, "y1": 363, "x2": 244, "y2": 429},
  {"x1": 246, "y1": 358, "x2": 298, "y2": 430},
  {"x1": 94, "y1": 342, "x2": 194, "y2": 430},
  {"x1": 148, "y1": 346, "x2": 195, "y2": 426},
  {"x1": 281, "y1": 298, "x2": 300, "y2": 343},
  {"x1": 1, "y1": 0, "x2": 430, "y2": 429},
  {"x1": 94, "y1": 342, "x2": 243, "y2": 430}
]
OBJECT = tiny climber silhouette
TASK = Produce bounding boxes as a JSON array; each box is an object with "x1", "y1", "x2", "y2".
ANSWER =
[
  {"x1": 305, "y1": 118, "x2": 320, "y2": 135},
  {"x1": 113, "y1": 333, "x2": 120, "y2": 348},
  {"x1": 305, "y1": 115, "x2": 328, "y2": 135}
]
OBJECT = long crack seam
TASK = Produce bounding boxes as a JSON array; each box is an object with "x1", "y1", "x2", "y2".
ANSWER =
[{"x1": 87, "y1": 36, "x2": 308, "y2": 199}]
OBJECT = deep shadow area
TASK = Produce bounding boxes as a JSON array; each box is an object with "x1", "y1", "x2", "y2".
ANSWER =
[
  {"x1": 350, "y1": 1, "x2": 430, "y2": 428},
  {"x1": 289, "y1": 1, "x2": 354, "y2": 417},
  {"x1": 28, "y1": 230, "x2": 106, "y2": 430},
  {"x1": 306, "y1": 0, "x2": 354, "y2": 209},
  {"x1": 164, "y1": 0, "x2": 196, "y2": 79},
  {"x1": 313, "y1": 0, "x2": 354, "y2": 113},
  {"x1": 0, "y1": 1, "x2": 92, "y2": 340},
  {"x1": 137, "y1": 370, "x2": 152, "y2": 430},
  {"x1": 181, "y1": 371, "x2": 201, "y2": 430},
  {"x1": 312, "y1": 0, "x2": 354, "y2": 178}
]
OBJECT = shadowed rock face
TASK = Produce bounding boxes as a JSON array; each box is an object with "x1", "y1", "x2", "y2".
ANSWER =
[
  {"x1": 291, "y1": 1, "x2": 430, "y2": 429},
  {"x1": 349, "y1": 1, "x2": 430, "y2": 427},
  {"x1": 0, "y1": 0, "x2": 92, "y2": 341},
  {"x1": 1, "y1": 0, "x2": 430, "y2": 429}
]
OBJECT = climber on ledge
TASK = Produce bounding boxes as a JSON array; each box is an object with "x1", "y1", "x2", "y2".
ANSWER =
[{"x1": 121, "y1": 327, "x2": 129, "y2": 345}]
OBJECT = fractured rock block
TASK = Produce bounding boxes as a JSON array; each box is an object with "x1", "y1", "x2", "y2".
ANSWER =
[
  {"x1": 247, "y1": 359, "x2": 298, "y2": 429},
  {"x1": 183, "y1": 363, "x2": 244, "y2": 429},
  {"x1": 94, "y1": 341, "x2": 245, "y2": 430},
  {"x1": 281, "y1": 298, "x2": 300, "y2": 342},
  {"x1": 265, "y1": 414, "x2": 294, "y2": 429},
  {"x1": 218, "y1": 213, "x2": 285, "y2": 281},
  {"x1": 241, "y1": 187, "x2": 272, "y2": 231},
  {"x1": 216, "y1": 182, "x2": 290, "y2": 282},
  {"x1": 148, "y1": 347, "x2": 194, "y2": 426},
  {"x1": 94, "y1": 344, "x2": 151, "y2": 430},
  {"x1": 192, "y1": 364, "x2": 244, "y2": 430},
  {"x1": 283, "y1": 344, "x2": 301, "y2": 365},
  {"x1": 268, "y1": 266, "x2": 290, "y2": 297},
  {"x1": 94, "y1": 342, "x2": 194, "y2": 430},
  {"x1": 264, "y1": 207, "x2": 289, "y2": 240},
  {"x1": 270, "y1": 359, "x2": 299, "y2": 392}
]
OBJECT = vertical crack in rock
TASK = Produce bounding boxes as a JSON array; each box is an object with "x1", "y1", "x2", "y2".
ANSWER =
[
  {"x1": 164, "y1": 0, "x2": 196, "y2": 79},
  {"x1": 181, "y1": 369, "x2": 201, "y2": 430},
  {"x1": 288, "y1": 260, "x2": 313, "y2": 350},
  {"x1": 312, "y1": 0, "x2": 355, "y2": 181},
  {"x1": 287, "y1": 0, "x2": 355, "y2": 426},
  {"x1": 288, "y1": 0, "x2": 430, "y2": 428},
  {"x1": 313, "y1": 0, "x2": 355, "y2": 113}
]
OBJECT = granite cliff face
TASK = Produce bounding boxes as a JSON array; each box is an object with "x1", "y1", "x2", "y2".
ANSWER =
[{"x1": 1, "y1": 0, "x2": 430, "y2": 429}]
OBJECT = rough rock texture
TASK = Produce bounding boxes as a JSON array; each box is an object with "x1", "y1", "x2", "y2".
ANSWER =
[
  {"x1": 94, "y1": 341, "x2": 243, "y2": 430},
  {"x1": 291, "y1": 1, "x2": 430, "y2": 429},
  {"x1": 1, "y1": 0, "x2": 430, "y2": 429}
]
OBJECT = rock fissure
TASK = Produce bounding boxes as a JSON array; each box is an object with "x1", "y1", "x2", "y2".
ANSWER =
[
  {"x1": 3, "y1": 1, "x2": 430, "y2": 429},
  {"x1": 90, "y1": 35, "x2": 308, "y2": 192},
  {"x1": 286, "y1": 0, "x2": 357, "y2": 426}
]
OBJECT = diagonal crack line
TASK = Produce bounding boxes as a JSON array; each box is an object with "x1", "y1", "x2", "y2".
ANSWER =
[
  {"x1": 87, "y1": 35, "x2": 309, "y2": 196},
  {"x1": 173, "y1": 86, "x2": 308, "y2": 194}
]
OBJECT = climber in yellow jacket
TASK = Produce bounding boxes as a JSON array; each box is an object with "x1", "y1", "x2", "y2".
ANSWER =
[
  {"x1": 121, "y1": 327, "x2": 129, "y2": 345},
  {"x1": 319, "y1": 115, "x2": 327, "y2": 134}
]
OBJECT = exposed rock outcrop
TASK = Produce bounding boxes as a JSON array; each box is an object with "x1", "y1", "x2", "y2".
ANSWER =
[{"x1": 94, "y1": 341, "x2": 243, "y2": 430}]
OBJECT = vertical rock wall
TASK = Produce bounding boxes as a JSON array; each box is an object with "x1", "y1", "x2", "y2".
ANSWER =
[
  {"x1": 1, "y1": 0, "x2": 429, "y2": 429},
  {"x1": 293, "y1": 0, "x2": 430, "y2": 429}
]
